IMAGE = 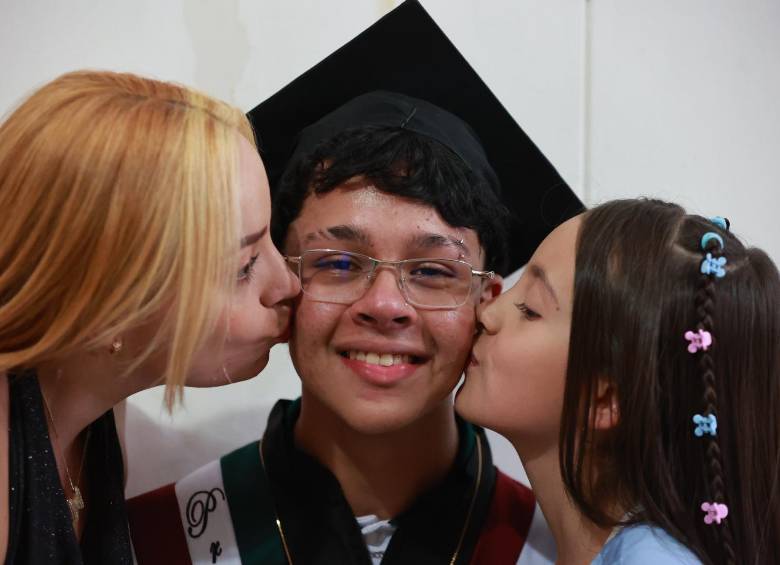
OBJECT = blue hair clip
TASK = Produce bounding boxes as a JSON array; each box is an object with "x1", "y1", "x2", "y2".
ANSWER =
[
  {"x1": 710, "y1": 216, "x2": 730, "y2": 231},
  {"x1": 693, "y1": 413, "x2": 718, "y2": 437},
  {"x1": 701, "y1": 232, "x2": 724, "y2": 251},
  {"x1": 701, "y1": 253, "x2": 727, "y2": 278}
]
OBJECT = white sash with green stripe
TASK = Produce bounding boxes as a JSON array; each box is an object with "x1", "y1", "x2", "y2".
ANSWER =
[
  {"x1": 175, "y1": 458, "x2": 242, "y2": 564},
  {"x1": 172, "y1": 441, "x2": 287, "y2": 565}
]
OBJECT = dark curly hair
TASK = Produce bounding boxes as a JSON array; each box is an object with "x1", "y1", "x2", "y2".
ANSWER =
[{"x1": 271, "y1": 125, "x2": 510, "y2": 273}]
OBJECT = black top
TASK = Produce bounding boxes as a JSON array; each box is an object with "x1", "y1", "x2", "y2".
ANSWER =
[
  {"x1": 5, "y1": 371, "x2": 132, "y2": 565},
  {"x1": 261, "y1": 399, "x2": 497, "y2": 565}
]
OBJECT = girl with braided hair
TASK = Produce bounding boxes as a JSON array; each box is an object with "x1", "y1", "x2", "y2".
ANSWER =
[{"x1": 457, "y1": 198, "x2": 780, "y2": 564}]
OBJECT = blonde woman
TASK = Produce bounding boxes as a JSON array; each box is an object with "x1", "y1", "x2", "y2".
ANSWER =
[{"x1": 0, "y1": 71, "x2": 300, "y2": 564}]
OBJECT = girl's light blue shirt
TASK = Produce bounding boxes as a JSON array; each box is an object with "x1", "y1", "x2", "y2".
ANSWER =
[{"x1": 591, "y1": 524, "x2": 702, "y2": 564}]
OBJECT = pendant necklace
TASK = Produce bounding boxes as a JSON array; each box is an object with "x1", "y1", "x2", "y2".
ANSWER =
[
  {"x1": 258, "y1": 433, "x2": 483, "y2": 565},
  {"x1": 41, "y1": 388, "x2": 91, "y2": 528}
]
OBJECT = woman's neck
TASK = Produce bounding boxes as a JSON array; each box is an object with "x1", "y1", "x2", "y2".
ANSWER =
[
  {"x1": 294, "y1": 396, "x2": 460, "y2": 519},
  {"x1": 29, "y1": 351, "x2": 152, "y2": 540},
  {"x1": 36, "y1": 350, "x2": 155, "y2": 450},
  {"x1": 512, "y1": 438, "x2": 612, "y2": 565}
]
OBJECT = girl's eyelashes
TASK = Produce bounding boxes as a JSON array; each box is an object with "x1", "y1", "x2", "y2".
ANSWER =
[
  {"x1": 515, "y1": 302, "x2": 541, "y2": 320},
  {"x1": 238, "y1": 254, "x2": 259, "y2": 282}
]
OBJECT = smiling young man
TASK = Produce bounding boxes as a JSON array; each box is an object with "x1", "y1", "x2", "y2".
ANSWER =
[{"x1": 127, "y1": 2, "x2": 582, "y2": 564}]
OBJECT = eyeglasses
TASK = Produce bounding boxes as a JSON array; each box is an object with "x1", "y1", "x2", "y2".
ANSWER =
[{"x1": 285, "y1": 249, "x2": 494, "y2": 310}]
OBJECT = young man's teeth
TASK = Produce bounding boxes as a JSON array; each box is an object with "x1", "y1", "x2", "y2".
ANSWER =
[{"x1": 346, "y1": 351, "x2": 412, "y2": 365}]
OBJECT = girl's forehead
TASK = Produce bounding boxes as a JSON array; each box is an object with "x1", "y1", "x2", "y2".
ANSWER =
[{"x1": 525, "y1": 217, "x2": 581, "y2": 303}]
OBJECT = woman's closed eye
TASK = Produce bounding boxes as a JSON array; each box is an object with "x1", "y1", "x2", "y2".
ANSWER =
[
  {"x1": 238, "y1": 254, "x2": 259, "y2": 282},
  {"x1": 515, "y1": 302, "x2": 541, "y2": 321}
]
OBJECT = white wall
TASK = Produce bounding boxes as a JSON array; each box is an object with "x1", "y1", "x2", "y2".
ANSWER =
[
  {"x1": 2, "y1": 0, "x2": 777, "y2": 496},
  {"x1": 586, "y1": 0, "x2": 780, "y2": 254}
]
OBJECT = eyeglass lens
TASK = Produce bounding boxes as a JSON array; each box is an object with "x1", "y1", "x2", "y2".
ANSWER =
[{"x1": 298, "y1": 250, "x2": 474, "y2": 308}]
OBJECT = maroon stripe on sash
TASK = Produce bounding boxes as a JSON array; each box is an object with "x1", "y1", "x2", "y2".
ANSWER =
[
  {"x1": 127, "y1": 483, "x2": 192, "y2": 565},
  {"x1": 470, "y1": 470, "x2": 536, "y2": 564}
]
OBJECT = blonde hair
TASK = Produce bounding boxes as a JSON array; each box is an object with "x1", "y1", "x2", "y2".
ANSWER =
[{"x1": 0, "y1": 70, "x2": 255, "y2": 406}]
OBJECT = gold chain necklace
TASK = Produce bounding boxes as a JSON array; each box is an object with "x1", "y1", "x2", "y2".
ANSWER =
[
  {"x1": 40, "y1": 388, "x2": 91, "y2": 528},
  {"x1": 259, "y1": 434, "x2": 483, "y2": 565}
]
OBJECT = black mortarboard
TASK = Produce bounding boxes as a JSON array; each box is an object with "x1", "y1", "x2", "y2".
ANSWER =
[{"x1": 248, "y1": 0, "x2": 583, "y2": 275}]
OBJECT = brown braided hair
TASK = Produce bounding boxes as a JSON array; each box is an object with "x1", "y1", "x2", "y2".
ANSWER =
[
  {"x1": 696, "y1": 233, "x2": 736, "y2": 564},
  {"x1": 560, "y1": 199, "x2": 780, "y2": 565}
]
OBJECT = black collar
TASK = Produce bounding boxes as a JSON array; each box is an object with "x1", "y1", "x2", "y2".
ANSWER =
[{"x1": 261, "y1": 398, "x2": 496, "y2": 565}]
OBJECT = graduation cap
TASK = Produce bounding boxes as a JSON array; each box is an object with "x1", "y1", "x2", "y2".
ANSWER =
[{"x1": 248, "y1": 0, "x2": 583, "y2": 275}]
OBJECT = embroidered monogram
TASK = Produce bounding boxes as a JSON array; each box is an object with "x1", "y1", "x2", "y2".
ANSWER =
[
  {"x1": 210, "y1": 541, "x2": 223, "y2": 563},
  {"x1": 186, "y1": 487, "x2": 226, "y2": 538}
]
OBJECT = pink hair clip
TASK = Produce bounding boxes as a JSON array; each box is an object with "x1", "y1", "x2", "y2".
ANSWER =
[
  {"x1": 684, "y1": 329, "x2": 712, "y2": 353},
  {"x1": 701, "y1": 502, "x2": 728, "y2": 525}
]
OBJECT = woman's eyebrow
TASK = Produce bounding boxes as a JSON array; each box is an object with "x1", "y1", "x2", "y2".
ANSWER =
[{"x1": 240, "y1": 226, "x2": 268, "y2": 248}]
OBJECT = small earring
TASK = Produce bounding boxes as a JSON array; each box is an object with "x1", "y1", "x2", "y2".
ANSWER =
[
  {"x1": 109, "y1": 337, "x2": 123, "y2": 355},
  {"x1": 222, "y1": 365, "x2": 233, "y2": 384}
]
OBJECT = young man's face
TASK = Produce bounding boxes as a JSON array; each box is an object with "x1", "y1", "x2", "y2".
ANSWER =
[{"x1": 284, "y1": 180, "x2": 493, "y2": 434}]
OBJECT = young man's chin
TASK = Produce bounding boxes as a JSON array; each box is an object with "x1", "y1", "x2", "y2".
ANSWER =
[{"x1": 329, "y1": 393, "x2": 455, "y2": 437}]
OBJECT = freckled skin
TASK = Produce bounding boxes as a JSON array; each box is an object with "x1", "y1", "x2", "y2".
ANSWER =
[{"x1": 286, "y1": 185, "x2": 489, "y2": 434}]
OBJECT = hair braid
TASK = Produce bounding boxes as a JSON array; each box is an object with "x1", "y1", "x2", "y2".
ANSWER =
[{"x1": 696, "y1": 239, "x2": 737, "y2": 565}]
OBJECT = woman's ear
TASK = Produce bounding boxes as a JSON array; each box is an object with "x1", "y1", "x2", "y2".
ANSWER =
[
  {"x1": 480, "y1": 274, "x2": 503, "y2": 303},
  {"x1": 592, "y1": 378, "x2": 619, "y2": 431}
]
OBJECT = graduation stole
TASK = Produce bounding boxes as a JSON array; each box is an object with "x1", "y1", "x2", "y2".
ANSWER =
[
  {"x1": 128, "y1": 409, "x2": 535, "y2": 565},
  {"x1": 129, "y1": 441, "x2": 286, "y2": 565}
]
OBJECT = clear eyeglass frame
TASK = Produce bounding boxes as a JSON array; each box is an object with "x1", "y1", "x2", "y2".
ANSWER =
[{"x1": 285, "y1": 248, "x2": 495, "y2": 311}]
